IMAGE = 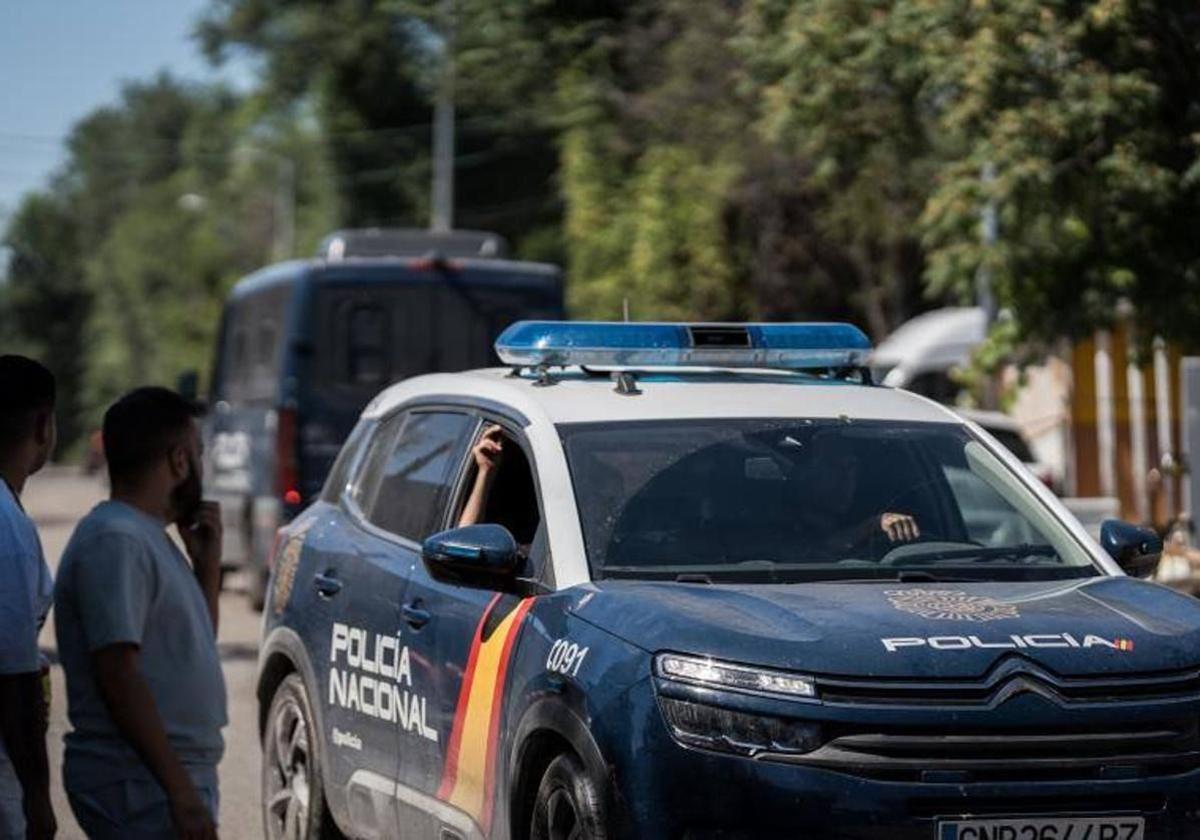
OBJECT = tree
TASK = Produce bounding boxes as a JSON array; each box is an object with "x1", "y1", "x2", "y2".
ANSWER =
[
  {"x1": 919, "y1": 0, "x2": 1200, "y2": 347},
  {"x1": 196, "y1": 0, "x2": 564, "y2": 256},
  {"x1": 2, "y1": 73, "x2": 334, "y2": 448},
  {"x1": 2, "y1": 194, "x2": 90, "y2": 453},
  {"x1": 746, "y1": 0, "x2": 1200, "y2": 347}
]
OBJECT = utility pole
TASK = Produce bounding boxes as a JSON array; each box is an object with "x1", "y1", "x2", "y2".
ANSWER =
[
  {"x1": 274, "y1": 156, "x2": 295, "y2": 260},
  {"x1": 233, "y1": 146, "x2": 295, "y2": 261},
  {"x1": 977, "y1": 161, "x2": 998, "y2": 324},
  {"x1": 431, "y1": 0, "x2": 455, "y2": 233}
]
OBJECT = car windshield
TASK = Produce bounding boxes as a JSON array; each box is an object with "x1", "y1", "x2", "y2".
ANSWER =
[{"x1": 559, "y1": 418, "x2": 1100, "y2": 584}]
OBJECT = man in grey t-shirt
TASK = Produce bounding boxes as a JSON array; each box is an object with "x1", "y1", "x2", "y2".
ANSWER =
[{"x1": 55, "y1": 388, "x2": 225, "y2": 840}]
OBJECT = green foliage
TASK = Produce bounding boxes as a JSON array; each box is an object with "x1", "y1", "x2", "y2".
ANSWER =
[
  {"x1": 6, "y1": 0, "x2": 1200, "y2": 457},
  {"x1": 197, "y1": 0, "x2": 563, "y2": 254},
  {"x1": 2, "y1": 193, "x2": 90, "y2": 451},
  {"x1": 2, "y1": 74, "x2": 334, "y2": 451},
  {"x1": 920, "y1": 0, "x2": 1200, "y2": 347}
]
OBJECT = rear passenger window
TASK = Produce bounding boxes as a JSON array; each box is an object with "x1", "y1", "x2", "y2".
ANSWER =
[{"x1": 366, "y1": 412, "x2": 475, "y2": 541}]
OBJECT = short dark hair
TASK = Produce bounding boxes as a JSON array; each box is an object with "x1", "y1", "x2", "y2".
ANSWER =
[
  {"x1": 0, "y1": 355, "x2": 56, "y2": 449},
  {"x1": 103, "y1": 387, "x2": 204, "y2": 485}
]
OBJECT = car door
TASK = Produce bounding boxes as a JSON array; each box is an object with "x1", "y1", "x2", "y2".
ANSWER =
[
  {"x1": 311, "y1": 410, "x2": 414, "y2": 840},
  {"x1": 397, "y1": 418, "x2": 545, "y2": 837},
  {"x1": 345, "y1": 408, "x2": 482, "y2": 837}
]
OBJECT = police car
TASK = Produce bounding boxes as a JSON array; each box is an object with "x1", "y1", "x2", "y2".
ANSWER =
[{"x1": 258, "y1": 321, "x2": 1200, "y2": 840}]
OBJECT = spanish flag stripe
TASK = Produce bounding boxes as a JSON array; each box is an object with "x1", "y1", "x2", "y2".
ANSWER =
[
  {"x1": 438, "y1": 596, "x2": 535, "y2": 830},
  {"x1": 436, "y1": 592, "x2": 502, "y2": 801},
  {"x1": 480, "y1": 598, "x2": 535, "y2": 831}
]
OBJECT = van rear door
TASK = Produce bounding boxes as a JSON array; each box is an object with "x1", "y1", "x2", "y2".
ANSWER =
[
  {"x1": 206, "y1": 281, "x2": 294, "y2": 569},
  {"x1": 298, "y1": 263, "x2": 562, "y2": 502}
]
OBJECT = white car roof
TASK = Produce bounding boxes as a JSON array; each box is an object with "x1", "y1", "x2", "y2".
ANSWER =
[{"x1": 363, "y1": 367, "x2": 963, "y2": 427}]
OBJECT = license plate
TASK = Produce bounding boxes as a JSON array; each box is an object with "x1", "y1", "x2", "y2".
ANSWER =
[{"x1": 938, "y1": 817, "x2": 1145, "y2": 840}]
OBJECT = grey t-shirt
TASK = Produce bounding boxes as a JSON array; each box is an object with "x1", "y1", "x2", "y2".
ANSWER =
[{"x1": 54, "y1": 501, "x2": 227, "y2": 790}]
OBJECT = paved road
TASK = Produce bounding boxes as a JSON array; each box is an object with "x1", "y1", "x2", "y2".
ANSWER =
[{"x1": 27, "y1": 467, "x2": 263, "y2": 839}]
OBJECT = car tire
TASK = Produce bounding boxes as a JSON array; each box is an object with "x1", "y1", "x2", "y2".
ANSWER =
[
  {"x1": 262, "y1": 674, "x2": 342, "y2": 840},
  {"x1": 530, "y1": 752, "x2": 609, "y2": 840}
]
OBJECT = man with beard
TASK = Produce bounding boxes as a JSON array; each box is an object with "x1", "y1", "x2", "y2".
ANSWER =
[{"x1": 55, "y1": 388, "x2": 225, "y2": 839}]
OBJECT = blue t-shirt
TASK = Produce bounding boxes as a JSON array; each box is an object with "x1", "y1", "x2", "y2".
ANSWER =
[
  {"x1": 54, "y1": 501, "x2": 227, "y2": 790},
  {"x1": 0, "y1": 478, "x2": 52, "y2": 675}
]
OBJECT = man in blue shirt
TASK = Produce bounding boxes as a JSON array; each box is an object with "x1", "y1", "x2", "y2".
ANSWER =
[
  {"x1": 0, "y1": 356, "x2": 57, "y2": 840},
  {"x1": 55, "y1": 388, "x2": 225, "y2": 840}
]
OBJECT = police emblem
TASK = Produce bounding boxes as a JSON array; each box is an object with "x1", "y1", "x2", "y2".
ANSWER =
[
  {"x1": 272, "y1": 536, "x2": 303, "y2": 615},
  {"x1": 885, "y1": 589, "x2": 1019, "y2": 622}
]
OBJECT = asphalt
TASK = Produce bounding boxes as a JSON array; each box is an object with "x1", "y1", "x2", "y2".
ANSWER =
[{"x1": 26, "y1": 467, "x2": 264, "y2": 839}]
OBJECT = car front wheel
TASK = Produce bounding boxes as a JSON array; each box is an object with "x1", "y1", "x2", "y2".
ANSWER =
[
  {"x1": 530, "y1": 752, "x2": 609, "y2": 840},
  {"x1": 262, "y1": 673, "x2": 339, "y2": 840}
]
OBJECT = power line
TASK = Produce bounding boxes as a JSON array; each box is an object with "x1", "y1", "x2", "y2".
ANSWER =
[{"x1": 0, "y1": 115, "x2": 535, "y2": 149}]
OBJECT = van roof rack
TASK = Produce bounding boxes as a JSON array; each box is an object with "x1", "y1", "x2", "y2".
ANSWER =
[{"x1": 318, "y1": 228, "x2": 509, "y2": 261}]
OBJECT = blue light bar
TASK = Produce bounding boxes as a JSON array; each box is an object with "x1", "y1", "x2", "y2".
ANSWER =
[{"x1": 494, "y1": 321, "x2": 871, "y2": 371}]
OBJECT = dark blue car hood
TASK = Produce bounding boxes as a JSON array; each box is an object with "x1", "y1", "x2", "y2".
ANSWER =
[{"x1": 571, "y1": 577, "x2": 1200, "y2": 679}]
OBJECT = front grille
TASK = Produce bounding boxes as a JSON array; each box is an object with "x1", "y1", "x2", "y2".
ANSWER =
[
  {"x1": 770, "y1": 720, "x2": 1200, "y2": 782},
  {"x1": 817, "y1": 656, "x2": 1200, "y2": 707}
]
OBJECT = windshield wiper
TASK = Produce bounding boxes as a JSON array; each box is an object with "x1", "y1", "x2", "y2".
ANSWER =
[
  {"x1": 813, "y1": 571, "x2": 977, "y2": 584},
  {"x1": 889, "y1": 544, "x2": 1058, "y2": 565}
]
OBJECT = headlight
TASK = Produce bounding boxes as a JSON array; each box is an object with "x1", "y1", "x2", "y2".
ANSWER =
[
  {"x1": 659, "y1": 697, "x2": 824, "y2": 757},
  {"x1": 655, "y1": 653, "x2": 817, "y2": 699}
]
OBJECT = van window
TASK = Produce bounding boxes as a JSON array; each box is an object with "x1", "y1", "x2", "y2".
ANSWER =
[
  {"x1": 316, "y1": 285, "x2": 433, "y2": 397},
  {"x1": 365, "y1": 411, "x2": 475, "y2": 541},
  {"x1": 213, "y1": 283, "x2": 293, "y2": 405},
  {"x1": 348, "y1": 305, "x2": 389, "y2": 386}
]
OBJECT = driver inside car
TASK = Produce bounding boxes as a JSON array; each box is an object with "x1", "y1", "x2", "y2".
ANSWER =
[{"x1": 789, "y1": 433, "x2": 921, "y2": 555}]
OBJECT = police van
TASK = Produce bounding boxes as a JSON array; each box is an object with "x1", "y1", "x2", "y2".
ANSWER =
[
  {"x1": 258, "y1": 321, "x2": 1200, "y2": 840},
  {"x1": 203, "y1": 231, "x2": 562, "y2": 606}
]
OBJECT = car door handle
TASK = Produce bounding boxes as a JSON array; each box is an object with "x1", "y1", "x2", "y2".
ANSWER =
[
  {"x1": 402, "y1": 601, "x2": 431, "y2": 629},
  {"x1": 313, "y1": 571, "x2": 343, "y2": 598}
]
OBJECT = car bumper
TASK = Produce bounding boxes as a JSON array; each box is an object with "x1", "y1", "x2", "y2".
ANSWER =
[
  {"x1": 602, "y1": 687, "x2": 1200, "y2": 839},
  {"x1": 617, "y1": 739, "x2": 1200, "y2": 839}
]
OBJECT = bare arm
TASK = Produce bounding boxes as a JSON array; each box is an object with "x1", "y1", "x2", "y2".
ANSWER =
[
  {"x1": 0, "y1": 671, "x2": 54, "y2": 839},
  {"x1": 458, "y1": 426, "x2": 504, "y2": 528},
  {"x1": 92, "y1": 645, "x2": 216, "y2": 840}
]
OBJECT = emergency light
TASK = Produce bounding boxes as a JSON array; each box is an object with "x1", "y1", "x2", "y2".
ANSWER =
[{"x1": 494, "y1": 321, "x2": 872, "y2": 372}]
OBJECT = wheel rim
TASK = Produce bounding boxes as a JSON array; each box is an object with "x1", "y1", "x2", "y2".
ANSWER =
[
  {"x1": 264, "y1": 695, "x2": 312, "y2": 840},
  {"x1": 545, "y1": 786, "x2": 583, "y2": 840}
]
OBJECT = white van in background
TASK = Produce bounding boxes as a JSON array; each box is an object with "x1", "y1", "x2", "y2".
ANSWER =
[{"x1": 870, "y1": 306, "x2": 986, "y2": 400}]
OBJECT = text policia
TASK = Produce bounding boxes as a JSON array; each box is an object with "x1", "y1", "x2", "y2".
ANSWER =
[{"x1": 329, "y1": 622, "x2": 439, "y2": 742}]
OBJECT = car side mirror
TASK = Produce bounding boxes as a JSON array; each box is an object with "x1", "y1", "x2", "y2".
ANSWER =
[
  {"x1": 1099, "y1": 519, "x2": 1163, "y2": 579},
  {"x1": 422, "y1": 524, "x2": 521, "y2": 589}
]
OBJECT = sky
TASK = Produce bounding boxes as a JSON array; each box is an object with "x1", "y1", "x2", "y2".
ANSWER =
[{"x1": 0, "y1": 0, "x2": 253, "y2": 227}]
